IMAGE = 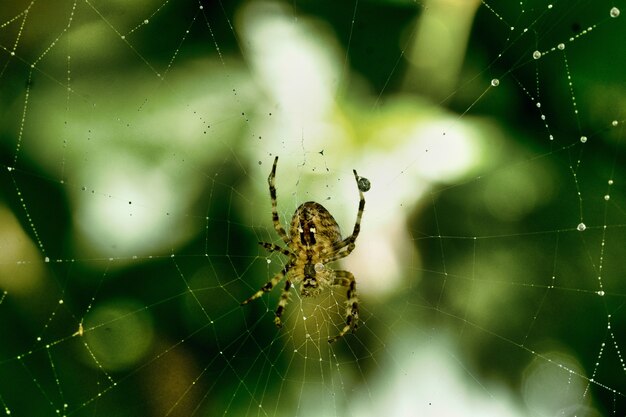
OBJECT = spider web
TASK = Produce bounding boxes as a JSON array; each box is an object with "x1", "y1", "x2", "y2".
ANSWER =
[{"x1": 1, "y1": 0, "x2": 625, "y2": 416}]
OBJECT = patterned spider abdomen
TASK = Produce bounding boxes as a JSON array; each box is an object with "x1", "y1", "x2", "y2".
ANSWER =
[{"x1": 289, "y1": 201, "x2": 342, "y2": 249}]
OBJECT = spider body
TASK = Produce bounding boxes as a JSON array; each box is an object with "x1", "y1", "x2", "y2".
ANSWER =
[
  {"x1": 289, "y1": 202, "x2": 341, "y2": 297},
  {"x1": 241, "y1": 156, "x2": 367, "y2": 343}
]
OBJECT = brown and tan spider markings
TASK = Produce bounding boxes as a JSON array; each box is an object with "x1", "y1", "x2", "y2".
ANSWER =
[{"x1": 241, "y1": 156, "x2": 368, "y2": 343}]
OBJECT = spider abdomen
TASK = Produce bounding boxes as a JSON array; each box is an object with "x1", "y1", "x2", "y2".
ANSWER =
[{"x1": 289, "y1": 202, "x2": 342, "y2": 251}]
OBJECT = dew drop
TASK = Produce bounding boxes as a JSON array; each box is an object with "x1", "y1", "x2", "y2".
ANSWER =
[
  {"x1": 608, "y1": 179, "x2": 614, "y2": 185},
  {"x1": 557, "y1": 43, "x2": 565, "y2": 50},
  {"x1": 10, "y1": 51, "x2": 15, "y2": 56},
  {"x1": 604, "y1": 195, "x2": 610, "y2": 201},
  {"x1": 490, "y1": 78, "x2": 500, "y2": 87},
  {"x1": 577, "y1": 222, "x2": 586, "y2": 231},
  {"x1": 532, "y1": 50, "x2": 542, "y2": 59},
  {"x1": 143, "y1": 19, "x2": 149, "y2": 24},
  {"x1": 44, "y1": 256, "x2": 50, "y2": 263},
  {"x1": 357, "y1": 176, "x2": 371, "y2": 192},
  {"x1": 580, "y1": 136, "x2": 587, "y2": 143},
  {"x1": 597, "y1": 290, "x2": 605, "y2": 296},
  {"x1": 536, "y1": 102, "x2": 542, "y2": 108},
  {"x1": 610, "y1": 7, "x2": 620, "y2": 18},
  {"x1": 611, "y1": 120, "x2": 618, "y2": 126}
]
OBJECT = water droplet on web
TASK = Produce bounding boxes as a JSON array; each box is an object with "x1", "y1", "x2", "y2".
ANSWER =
[
  {"x1": 532, "y1": 50, "x2": 542, "y2": 59},
  {"x1": 557, "y1": 43, "x2": 565, "y2": 50},
  {"x1": 536, "y1": 102, "x2": 541, "y2": 108},
  {"x1": 490, "y1": 78, "x2": 500, "y2": 87},
  {"x1": 604, "y1": 195, "x2": 610, "y2": 201},
  {"x1": 44, "y1": 257, "x2": 50, "y2": 263},
  {"x1": 580, "y1": 136, "x2": 587, "y2": 143},
  {"x1": 609, "y1": 7, "x2": 620, "y2": 18},
  {"x1": 597, "y1": 290, "x2": 605, "y2": 296},
  {"x1": 357, "y1": 176, "x2": 371, "y2": 192},
  {"x1": 143, "y1": 19, "x2": 149, "y2": 24},
  {"x1": 608, "y1": 179, "x2": 614, "y2": 185},
  {"x1": 577, "y1": 222, "x2": 586, "y2": 231},
  {"x1": 7, "y1": 166, "x2": 14, "y2": 172},
  {"x1": 611, "y1": 120, "x2": 618, "y2": 126}
]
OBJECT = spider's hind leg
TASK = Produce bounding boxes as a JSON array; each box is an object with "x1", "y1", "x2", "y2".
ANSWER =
[
  {"x1": 268, "y1": 156, "x2": 291, "y2": 245},
  {"x1": 328, "y1": 270, "x2": 359, "y2": 343}
]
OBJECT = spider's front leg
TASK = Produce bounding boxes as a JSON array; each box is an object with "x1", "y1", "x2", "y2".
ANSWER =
[
  {"x1": 328, "y1": 270, "x2": 359, "y2": 343},
  {"x1": 241, "y1": 263, "x2": 290, "y2": 305},
  {"x1": 241, "y1": 263, "x2": 294, "y2": 328},
  {"x1": 274, "y1": 280, "x2": 292, "y2": 328},
  {"x1": 258, "y1": 241, "x2": 292, "y2": 257}
]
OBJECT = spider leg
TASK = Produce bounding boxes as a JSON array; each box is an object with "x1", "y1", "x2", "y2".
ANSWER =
[
  {"x1": 274, "y1": 280, "x2": 292, "y2": 328},
  {"x1": 240, "y1": 263, "x2": 291, "y2": 305},
  {"x1": 268, "y1": 156, "x2": 291, "y2": 245},
  {"x1": 258, "y1": 241, "x2": 292, "y2": 257},
  {"x1": 323, "y1": 244, "x2": 354, "y2": 264},
  {"x1": 328, "y1": 270, "x2": 359, "y2": 343},
  {"x1": 332, "y1": 169, "x2": 365, "y2": 253}
]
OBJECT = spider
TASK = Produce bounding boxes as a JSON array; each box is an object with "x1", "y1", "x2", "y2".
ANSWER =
[{"x1": 241, "y1": 156, "x2": 368, "y2": 343}]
